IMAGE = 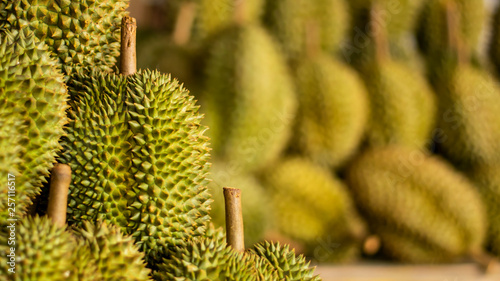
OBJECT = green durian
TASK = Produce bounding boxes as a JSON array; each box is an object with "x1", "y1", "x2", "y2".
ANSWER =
[
  {"x1": 60, "y1": 69, "x2": 211, "y2": 266},
  {"x1": 468, "y1": 166, "x2": 500, "y2": 257},
  {"x1": 209, "y1": 161, "x2": 271, "y2": 247},
  {"x1": 434, "y1": 65, "x2": 500, "y2": 166},
  {"x1": 360, "y1": 60, "x2": 436, "y2": 149},
  {"x1": 0, "y1": 0, "x2": 129, "y2": 78},
  {"x1": 347, "y1": 147, "x2": 487, "y2": 262},
  {"x1": 0, "y1": 28, "x2": 68, "y2": 225},
  {"x1": 202, "y1": 24, "x2": 296, "y2": 173},
  {"x1": 264, "y1": 0, "x2": 349, "y2": 58},
  {"x1": 261, "y1": 157, "x2": 366, "y2": 263},
  {"x1": 0, "y1": 216, "x2": 76, "y2": 280},
  {"x1": 252, "y1": 241, "x2": 322, "y2": 281},
  {"x1": 73, "y1": 221, "x2": 151, "y2": 281},
  {"x1": 292, "y1": 52, "x2": 368, "y2": 168}
]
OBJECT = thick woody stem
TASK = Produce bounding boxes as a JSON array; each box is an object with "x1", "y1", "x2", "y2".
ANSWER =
[
  {"x1": 223, "y1": 187, "x2": 245, "y2": 252},
  {"x1": 173, "y1": 2, "x2": 197, "y2": 46},
  {"x1": 371, "y1": 2, "x2": 390, "y2": 62},
  {"x1": 120, "y1": 16, "x2": 137, "y2": 76},
  {"x1": 362, "y1": 235, "x2": 381, "y2": 256},
  {"x1": 46, "y1": 164, "x2": 72, "y2": 227},
  {"x1": 471, "y1": 251, "x2": 499, "y2": 274},
  {"x1": 445, "y1": 0, "x2": 467, "y2": 64},
  {"x1": 233, "y1": 0, "x2": 247, "y2": 24}
]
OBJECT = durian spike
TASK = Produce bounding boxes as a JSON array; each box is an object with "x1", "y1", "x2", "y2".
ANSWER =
[
  {"x1": 223, "y1": 187, "x2": 245, "y2": 252},
  {"x1": 120, "y1": 16, "x2": 137, "y2": 76},
  {"x1": 371, "y1": 2, "x2": 390, "y2": 62},
  {"x1": 46, "y1": 164, "x2": 72, "y2": 227},
  {"x1": 173, "y1": 2, "x2": 197, "y2": 46},
  {"x1": 444, "y1": 0, "x2": 467, "y2": 64},
  {"x1": 470, "y1": 251, "x2": 500, "y2": 274},
  {"x1": 362, "y1": 235, "x2": 381, "y2": 256}
]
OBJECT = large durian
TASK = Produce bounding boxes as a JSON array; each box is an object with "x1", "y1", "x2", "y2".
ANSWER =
[
  {"x1": 0, "y1": 28, "x2": 68, "y2": 226},
  {"x1": 347, "y1": 147, "x2": 487, "y2": 262},
  {"x1": 264, "y1": 0, "x2": 349, "y2": 59},
  {"x1": 292, "y1": 52, "x2": 368, "y2": 168},
  {"x1": 261, "y1": 157, "x2": 366, "y2": 262},
  {"x1": 209, "y1": 161, "x2": 271, "y2": 247},
  {"x1": 60, "y1": 69, "x2": 211, "y2": 266},
  {"x1": 202, "y1": 24, "x2": 296, "y2": 173},
  {"x1": 0, "y1": 0, "x2": 129, "y2": 77}
]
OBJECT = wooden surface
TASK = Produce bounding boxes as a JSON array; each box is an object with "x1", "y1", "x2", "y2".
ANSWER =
[{"x1": 315, "y1": 263, "x2": 500, "y2": 281}]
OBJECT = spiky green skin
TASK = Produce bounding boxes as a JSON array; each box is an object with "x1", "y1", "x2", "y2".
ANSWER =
[
  {"x1": 60, "y1": 69, "x2": 211, "y2": 266},
  {"x1": 0, "y1": 29, "x2": 68, "y2": 224},
  {"x1": 0, "y1": 0, "x2": 128, "y2": 78},
  {"x1": 490, "y1": 6, "x2": 500, "y2": 75},
  {"x1": 361, "y1": 60, "x2": 436, "y2": 149},
  {"x1": 202, "y1": 24, "x2": 296, "y2": 173},
  {"x1": 347, "y1": 147, "x2": 487, "y2": 263},
  {"x1": 468, "y1": 166, "x2": 500, "y2": 257},
  {"x1": 73, "y1": 221, "x2": 151, "y2": 281},
  {"x1": 209, "y1": 161, "x2": 271, "y2": 247},
  {"x1": 292, "y1": 54, "x2": 368, "y2": 168},
  {"x1": 261, "y1": 157, "x2": 366, "y2": 262},
  {"x1": 417, "y1": 0, "x2": 485, "y2": 61},
  {"x1": 435, "y1": 65, "x2": 500, "y2": 166},
  {"x1": 252, "y1": 242, "x2": 322, "y2": 281},
  {"x1": 0, "y1": 216, "x2": 76, "y2": 280},
  {"x1": 264, "y1": 0, "x2": 349, "y2": 58},
  {"x1": 154, "y1": 225, "x2": 279, "y2": 281}
]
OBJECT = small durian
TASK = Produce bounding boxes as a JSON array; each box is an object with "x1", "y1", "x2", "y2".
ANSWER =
[
  {"x1": 202, "y1": 24, "x2": 296, "y2": 173},
  {"x1": 292, "y1": 52, "x2": 368, "y2": 168},
  {"x1": 347, "y1": 147, "x2": 487, "y2": 262},
  {"x1": 260, "y1": 157, "x2": 366, "y2": 262},
  {"x1": 0, "y1": 0, "x2": 129, "y2": 77}
]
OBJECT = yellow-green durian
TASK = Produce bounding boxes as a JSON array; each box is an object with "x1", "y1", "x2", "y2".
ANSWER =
[{"x1": 347, "y1": 147, "x2": 487, "y2": 263}]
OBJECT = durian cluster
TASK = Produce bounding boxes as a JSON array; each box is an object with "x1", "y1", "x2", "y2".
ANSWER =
[
  {"x1": 0, "y1": 0, "x2": 322, "y2": 280},
  {"x1": 136, "y1": 0, "x2": 500, "y2": 264}
]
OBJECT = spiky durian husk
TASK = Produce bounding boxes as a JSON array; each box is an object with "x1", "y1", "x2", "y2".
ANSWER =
[
  {"x1": 0, "y1": 28, "x2": 68, "y2": 224},
  {"x1": 261, "y1": 157, "x2": 366, "y2": 262},
  {"x1": 292, "y1": 53, "x2": 368, "y2": 168},
  {"x1": 0, "y1": 0, "x2": 129, "y2": 78},
  {"x1": 468, "y1": 166, "x2": 500, "y2": 257},
  {"x1": 346, "y1": 147, "x2": 487, "y2": 262},
  {"x1": 73, "y1": 221, "x2": 151, "y2": 281},
  {"x1": 264, "y1": 0, "x2": 349, "y2": 58},
  {"x1": 60, "y1": 69, "x2": 211, "y2": 266},
  {"x1": 435, "y1": 65, "x2": 500, "y2": 166},
  {"x1": 417, "y1": 0, "x2": 485, "y2": 61},
  {"x1": 209, "y1": 161, "x2": 271, "y2": 247},
  {"x1": 0, "y1": 216, "x2": 76, "y2": 280},
  {"x1": 202, "y1": 24, "x2": 296, "y2": 173},
  {"x1": 252, "y1": 242, "x2": 321, "y2": 281},
  {"x1": 361, "y1": 60, "x2": 436, "y2": 149}
]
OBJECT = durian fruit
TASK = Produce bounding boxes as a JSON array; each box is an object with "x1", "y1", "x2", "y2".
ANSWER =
[
  {"x1": 202, "y1": 24, "x2": 296, "y2": 173},
  {"x1": 0, "y1": 28, "x2": 68, "y2": 224},
  {"x1": 434, "y1": 65, "x2": 500, "y2": 167},
  {"x1": 292, "y1": 52, "x2": 368, "y2": 168},
  {"x1": 260, "y1": 157, "x2": 366, "y2": 263},
  {"x1": 0, "y1": 0, "x2": 129, "y2": 77},
  {"x1": 60, "y1": 69, "x2": 211, "y2": 266},
  {"x1": 251, "y1": 241, "x2": 321, "y2": 281},
  {"x1": 489, "y1": 5, "x2": 500, "y2": 76},
  {"x1": 347, "y1": 147, "x2": 487, "y2": 262},
  {"x1": 0, "y1": 216, "x2": 76, "y2": 280},
  {"x1": 209, "y1": 161, "x2": 271, "y2": 247},
  {"x1": 360, "y1": 60, "x2": 436, "y2": 149},
  {"x1": 417, "y1": 0, "x2": 485, "y2": 61},
  {"x1": 468, "y1": 166, "x2": 500, "y2": 257},
  {"x1": 73, "y1": 221, "x2": 151, "y2": 281},
  {"x1": 264, "y1": 0, "x2": 349, "y2": 59}
]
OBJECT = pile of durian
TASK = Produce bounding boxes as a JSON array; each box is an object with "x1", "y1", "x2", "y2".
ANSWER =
[
  {"x1": 0, "y1": 0, "x2": 322, "y2": 280},
  {"x1": 136, "y1": 0, "x2": 500, "y2": 266}
]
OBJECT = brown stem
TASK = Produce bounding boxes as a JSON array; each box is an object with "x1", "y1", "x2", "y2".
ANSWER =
[
  {"x1": 305, "y1": 20, "x2": 320, "y2": 58},
  {"x1": 46, "y1": 164, "x2": 72, "y2": 227},
  {"x1": 120, "y1": 16, "x2": 137, "y2": 76},
  {"x1": 173, "y1": 2, "x2": 197, "y2": 46},
  {"x1": 362, "y1": 235, "x2": 381, "y2": 256},
  {"x1": 371, "y1": 2, "x2": 390, "y2": 62},
  {"x1": 233, "y1": 0, "x2": 247, "y2": 24},
  {"x1": 223, "y1": 187, "x2": 245, "y2": 252},
  {"x1": 445, "y1": 0, "x2": 467, "y2": 64},
  {"x1": 470, "y1": 251, "x2": 500, "y2": 274}
]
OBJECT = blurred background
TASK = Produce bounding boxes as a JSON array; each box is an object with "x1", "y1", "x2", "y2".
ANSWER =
[{"x1": 128, "y1": 0, "x2": 500, "y2": 278}]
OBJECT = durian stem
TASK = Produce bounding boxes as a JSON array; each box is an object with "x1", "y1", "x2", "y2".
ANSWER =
[
  {"x1": 305, "y1": 20, "x2": 320, "y2": 58},
  {"x1": 470, "y1": 251, "x2": 499, "y2": 274},
  {"x1": 46, "y1": 164, "x2": 72, "y2": 227},
  {"x1": 371, "y1": 2, "x2": 390, "y2": 62},
  {"x1": 362, "y1": 235, "x2": 381, "y2": 256},
  {"x1": 120, "y1": 16, "x2": 137, "y2": 76},
  {"x1": 233, "y1": 0, "x2": 247, "y2": 24},
  {"x1": 173, "y1": 1, "x2": 196, "y2": 46},
  {"x1": 445, "y1": 0, "x2": 467, "y2": 64},
  {"x1": 223, "y1": 187, "x2": 245, "y2": 252}
]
